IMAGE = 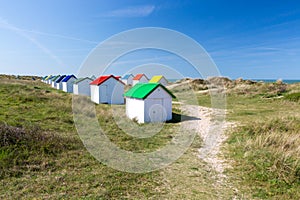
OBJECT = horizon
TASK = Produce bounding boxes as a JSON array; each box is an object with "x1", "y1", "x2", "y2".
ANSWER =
[
  {"x1": 1, "y1": 1, "x2": 300, "y2": 79},
  {"x1": 2, "y1": 73, "x2": 300, "y2": 82}
]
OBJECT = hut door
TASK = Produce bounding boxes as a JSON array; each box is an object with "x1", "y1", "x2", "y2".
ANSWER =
[{"x1": 149, "y1": 99, "x2": 165, "y2": 122}]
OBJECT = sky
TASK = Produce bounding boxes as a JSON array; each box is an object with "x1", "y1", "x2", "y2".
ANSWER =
[{"x1": 0, "y1": 0, "x2": 300, "y2": 79}]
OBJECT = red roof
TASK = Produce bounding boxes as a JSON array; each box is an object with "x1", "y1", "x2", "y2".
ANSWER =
[
  {"x1": 90, "y1": 75, "x2": 123, "y2": 86},
  {"x1": 133, "y1": 74, "x2": 146, "y2": 80}
]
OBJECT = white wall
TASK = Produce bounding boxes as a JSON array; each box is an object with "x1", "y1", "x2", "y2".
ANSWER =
[
  {"x1": 56, "y1": 82, "x2": 63, "y2": 90},
  {"x1": 122, "y1": 76, "x2": 133, "y2": 85},
  {"x1": 144, "y1": 86, "x2": 173, "y2": 123},
  {"x1": 90, "y1": 78, "x2": 124, "y2": 104},
  {"x1": 51, "y1": 81, "x2": 56, "y2": 88},
  {"x1": 62, "y1": 77, "x2": 76, "y2": 93},
  {"x1": 73, "y1": 79, "x2": 92, "y2": 96},
  {"x1": 110, "y1": 80, "x2": 125, "y2": 104},
  {"x1": 158, "y1": 77, "x2": 168, "y2": 86},
  {"x1": 90, "y1": 85, "x2": 99, "y2": 104},
  {"x1": 126, "y1": 98, "x2": 145, "y2": 123},
  {"x1": 126, "y1": 86, "x2": 173, "y2": 123},
  {"x1": 73, "y1": 84, "x2": 79, "y2": 95},
  {"x1": 127, "y1": 76, "x2": 133, "y2": 85}
]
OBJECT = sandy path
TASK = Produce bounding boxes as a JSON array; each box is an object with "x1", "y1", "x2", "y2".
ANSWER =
[{"x1": 180, "y1": 104, "x2": 237, "y2": 192}]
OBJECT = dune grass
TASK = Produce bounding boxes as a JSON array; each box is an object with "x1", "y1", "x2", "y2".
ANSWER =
[
  {"x1": 0, "y1": 78, "x2": 233, "y2": 199},
  {"x1": 194, "y1": 81, "x2": 300, "y2": 199},
  {"x1": 1, "y1": 77, "x2": 299, "y2": 199}
]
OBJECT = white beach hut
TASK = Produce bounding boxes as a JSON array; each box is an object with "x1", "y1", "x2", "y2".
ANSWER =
[
  {"x1": 73, "y1": 77, "x2": 93, "y2": 96},
  {"x1": 149, "y1": 75, "x2": 168, "y2": 86},
  {"x1": 62, "y1": 75, "x2": 77, "y2": 93},
  {"x1": 44, "y1": 75, "x2": 52, "y2": 84},
  {"x1": 124, "y1": 83, "x2": 175, "y2": 123},
  {"x1": 121, "y1": 74, "x2": 134, "y2": 85},
  {"x1": 55, "y1": 75, "x2": 66, "y2": 90},
  {"x1": 41, "y1": 76, "x2": 47, "y2": 82},
  {"x1": 90, "y1": 75, "x2": 125, "y2": 104},
  {"x1": 51, "y1": 75, "x2": 61, "y2": 88},
  {"x1": 132, "y1": 74, "x2": 149, "y2": 86}
]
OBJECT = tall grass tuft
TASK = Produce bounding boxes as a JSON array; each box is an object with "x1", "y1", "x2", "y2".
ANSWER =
[
  {"x1": 229, "y1": 117, "x2": 300, "y2": 198},
  {"x1": 0, "y1": 123, "x2": 80, "y2": 178}
]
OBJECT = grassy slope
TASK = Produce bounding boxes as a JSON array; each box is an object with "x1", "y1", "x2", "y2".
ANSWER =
[
  {"x1": 196, "y1": 82, "x2": 300, "y2": 199},
  {"x1": 0, "y1": 79, "x2": 235, "y2": 199},
  {"x1": 1, "y1": 77, "x2": 299, "y2": 199}
]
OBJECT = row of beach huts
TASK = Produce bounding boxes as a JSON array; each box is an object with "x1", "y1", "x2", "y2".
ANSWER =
[{"x1": 41, "y1": 74, "x2": 174, "y2": 123}]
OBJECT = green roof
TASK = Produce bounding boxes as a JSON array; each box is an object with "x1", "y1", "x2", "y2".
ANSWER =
[
  {"x1": 51, "y1": 75, "x2": 61, "y2": 81},
  {"x1": 124, "y1": 83, "x2": 175, "y2": 99},
  {"x1": 74, "y1": 77, "x2": 93, "y2": 84}
]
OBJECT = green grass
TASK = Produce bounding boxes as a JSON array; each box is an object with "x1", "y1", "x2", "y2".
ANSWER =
[
  {"x1": 0, "y1": 78, "x2": 233, "y2": 199},
  {"x1": 194, "y1": 82, "x2": 300, "y2": 199},
  {"x1": 2, "y1": 77, "x2": 299, "y2": 199},
  {"x1": 284, "y1": 92, "x2": 300, "y2": 102}
]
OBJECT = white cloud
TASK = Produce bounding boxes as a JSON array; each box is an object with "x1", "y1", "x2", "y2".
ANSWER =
[{"x1": 102, "y1": 5, "x2": 155, "y2": 18}]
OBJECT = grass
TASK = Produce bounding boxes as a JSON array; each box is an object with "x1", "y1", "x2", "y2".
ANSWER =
[
  {"x1": 1, "y1": 77, "x2": 300, "y2": 199},
  {"x1": 170, "y1": 78, "x2": 300, "y2": 198},
  {"x1": 193, "y1": 80, "x2": 300, "y2": 199},
  {"x1": 0, "y1": 78, "x2": 233, "y2": 199}
]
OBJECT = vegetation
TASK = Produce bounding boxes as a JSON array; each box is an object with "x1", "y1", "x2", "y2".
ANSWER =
[
  {"x1": 1, "y1": 76, "x2": 299, "y2": 199},
  {"x1": 193, "y1": 79, "x2": 300, "y2": 199},
  {"x1": 0, "y1": 77, "x2": 231, "y2": 199},
  {"x1": 171, "y1": 77, "x2": 300, "y2": 198}
]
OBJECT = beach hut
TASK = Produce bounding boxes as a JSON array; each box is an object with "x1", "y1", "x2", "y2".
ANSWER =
[
  {"x1": 62, "y1": 75, "x2": 77, "y2": 93},
  {"x1": 44, "y1": 75, "x2": 52, "y2": 84},
  {"x1": 55, "y1": 75, "x2": 66, "y2": 90},
  {"x1": 149, "y1": 75, "x2": 168, "y2": 86},
  {"x1": 124, "y1": 83, "x2": 175, "y2": 123},
  {"x1": 90, "y1": 75, "x2": 125, "y2": 104},
  {"x1": 132, "y1": 74, "x2": 149, "y2": 86},
  {"x1": 73, "y1": 77, "x2": 93, "y2": 96},
  {"x1": 48, "y1": 76, "x2": 54, "y2": 85},
  {"x1": 121, "y1": 74, "x2": 134, "y2": 85},
  {"x1": 49, "y1": 75, "x2": 58, "y2": 85},
  {"x1": 48, "y1": 75, "x2": 54, "y2": 84},
  {"x1": 90, "y1": 75, "x2": 97, "y2": 80},
  {"x1": 41, "y1": 76, "x2": 47, "y2": 82},
  {"x1": 51, "y1": 75, "x2": 60, "y2": 87}
]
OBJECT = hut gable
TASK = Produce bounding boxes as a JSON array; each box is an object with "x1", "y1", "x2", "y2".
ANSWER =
[
  {"x1": 149, "y1": 75, "x2": 168, "y2": 86},
  {"x1": 124, "y1": 83, "x2": 175, "y2": 123},
  {"x1": 62, "y1": 75, "x2": 77, "y2": 93},
  {"x1": 51, "y1": 75, "x2": 61, "y2": 88},
  {"x1": 90, "y1": 75, "x2": 124, "y2": 104},
  {"x1": 73, "y1": 77, "x2": 93, "y2": 96},
  {"x1": 132, "y1": 74, "x2": 149, "y2": 86},
  {"x1": 121, "y1": 74, "x2": 134, "y2": 85}
]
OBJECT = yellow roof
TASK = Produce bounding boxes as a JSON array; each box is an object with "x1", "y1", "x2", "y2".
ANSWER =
[
  {"x1": 44, "y1": 75, "x2": 52, "y2": 80},
  {"x1": 149, "y1": 75, "x2": 164, "y2": 83}
]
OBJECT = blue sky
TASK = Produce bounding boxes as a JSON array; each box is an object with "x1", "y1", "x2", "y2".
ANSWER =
[{"x1": 0, "y1": 0, "x2": 300, "y2": 79}]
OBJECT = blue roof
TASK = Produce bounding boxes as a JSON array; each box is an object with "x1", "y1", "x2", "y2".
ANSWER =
[
  {"x1": 62, "y1": 75, "x2": 77, "y2": 82},
  {"x1": 122, "y1": 74, "x2": 133, "y2": 79},
  {"x1": 55, "y1": 75, "x2": 66, "y2": 83}
]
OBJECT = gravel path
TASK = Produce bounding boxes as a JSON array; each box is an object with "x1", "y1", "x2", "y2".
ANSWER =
[{"x1": 180, "y1": 104, "x2": 236, "y2": 185}]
